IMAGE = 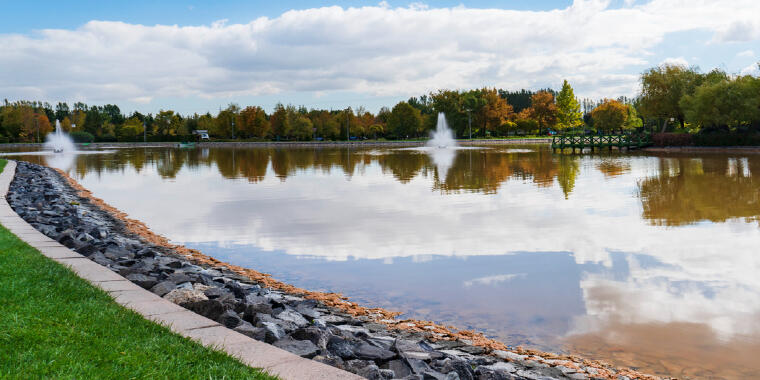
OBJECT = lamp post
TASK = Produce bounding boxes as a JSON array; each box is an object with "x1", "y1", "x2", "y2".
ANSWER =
[
  {"x1": 466, "y1": 109, "x2": 472, "y2": 140},
  {"x1": 143, "y1": 121, "x2": 146, "y2": 143},
  {"x1": 231, "y1": 118, "x2": 235, "y2": 139}
]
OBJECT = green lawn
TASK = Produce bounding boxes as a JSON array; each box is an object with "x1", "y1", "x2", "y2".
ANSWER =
[{"x1": 0, "y1": 160, "x2": 276, "y2": 379}]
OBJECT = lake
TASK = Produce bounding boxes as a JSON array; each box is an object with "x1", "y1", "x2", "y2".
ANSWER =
[{"x1": 4, "y1": 144, "x2": 759, "y2": 379}]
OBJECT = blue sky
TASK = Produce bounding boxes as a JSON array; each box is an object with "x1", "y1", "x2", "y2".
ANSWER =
[{"x1": 1, "y1": 0, "x2": 758, "y2": 115}]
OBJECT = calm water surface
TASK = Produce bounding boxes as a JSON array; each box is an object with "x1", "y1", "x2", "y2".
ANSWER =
[{"x1": 4, "y1": 145, "x2": 760, "y2": 379}]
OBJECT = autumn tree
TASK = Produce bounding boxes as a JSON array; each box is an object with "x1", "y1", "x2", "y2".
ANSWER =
[
  {"x1": 528, "y1": 91, "x2": 558, "y2": 133},
  {"x1": 238, "y1": 106, "x2": 270, "y2": 138},
  {"x1": 556, "y1": 80, "x2": 583, "y2": 131},
  {"x1": 477, "y1": 88, "x2": 514, "y2": 136},
  {"x1": 292, "y1": 115, "x2": 314, "y2": 141},
  {"x1": 591, "y1": 99, "x2": 628, "y2": 132}
]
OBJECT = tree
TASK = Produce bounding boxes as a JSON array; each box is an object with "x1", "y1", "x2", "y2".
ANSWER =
[
  {"x1": 120, "y1": 116, "x2": 144, "y2": 141},
  {"x1": 529, "y1": 91, "x2": 558, "y2": 132},
  {"x1": 478, "y1": 88, "x2": 514, "y2": 136},
  {"x1": 387, "y1": 102, "x2": 422, "y2": 138},
  {"x1": 238, "y1": 106, "x2": 270, "y2": 138},
  {"x1": 591, "y1": 99, "x2": 628, "y2": 132},
  {"x1": 639, "y1": 64, "x2": 702, "y2": 131},
  {"x1": 680, "y1": 75, "x2": 760, "y2": 131},
  {"x1": 292, "y1": 115, "x2": 313, "y2": 140},
  {"x1": 556, "y1": 80, "x2": 583, "y2": 131},
  {"x1": 270, "y1": 104, "x2": 291, "y2": 139}
]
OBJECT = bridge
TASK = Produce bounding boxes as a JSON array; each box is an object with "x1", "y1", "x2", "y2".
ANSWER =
[{"x1": 551, "y1": 134, "x2": 652, "y2": 153}]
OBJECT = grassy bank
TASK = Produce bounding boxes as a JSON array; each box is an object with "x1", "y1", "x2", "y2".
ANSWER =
[{"x1": 0, "y1": 171, "x2": 276, "y2": 379}]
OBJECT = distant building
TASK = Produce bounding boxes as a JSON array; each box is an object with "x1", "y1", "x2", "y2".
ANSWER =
[{"x1": 192, "y1": 130, "x2": 210, "y2": 140}]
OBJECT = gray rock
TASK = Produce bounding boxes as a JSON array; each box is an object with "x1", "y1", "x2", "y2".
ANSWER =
[
  {"x1": 291, "y1": 326, "x2": 330, "y2": 349},
  {"x1": 217, "y1": 309, "x2": 243, "y2": 328},
  {"x1": 275, "y1": 309, "x2": 309, "y2": 327},
  {"x1": 295, "y1": 303, "x2": 321, "y2": 319},
  {"x1": 233, "y1": 322, "x2": 267, "y2": 341},
  {"x1": 126, "y1": 273, "x2": 158, "y2": 289},
  {"x1": 260, "y1": 322, "x2": 286, "y2": 343},
  {"x1": 166, "y1": 272, "x2": 192, "y2": 284},
  {"x1": 164, "y1": 288, "x2": 209, "y2": 305},
  {"x1": 185, "y1": 299, "x2": 226, "y2": 320},
  {"x1": 440, "y1": 359, "x2": 474, "y2": 380},
  {"x1": 354, "y1": 342, "x2": 396, "y2": 361},
  {"x1": 150, "y1": 281, "x2": 177, "y2": 297},
  {"x1": 327, "y1": 335, "x2": 357, "y2": 359},
  {"x1": 384, "y1": 359, "x2": 413, "y2": 378},
  {"x1": 273, "y1": 337, "x2": 319, "y2": 358}
]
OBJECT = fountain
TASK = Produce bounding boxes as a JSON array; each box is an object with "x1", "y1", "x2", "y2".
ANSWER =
[
  {"x1": 45, "y1": 120, "x2": 75, "y2": 153},
  {"x1": 427, "y1": 113, "x2": 457, "y2": 149}
]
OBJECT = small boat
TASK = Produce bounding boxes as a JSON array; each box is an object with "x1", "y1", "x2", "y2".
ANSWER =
[{"x1": 178, "y1": 142, "x2": 196, "y2": 148}]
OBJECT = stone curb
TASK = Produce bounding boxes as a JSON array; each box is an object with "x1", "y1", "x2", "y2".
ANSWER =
[{"x1": 0, "y1": 160, "x2": 362, "y2": 380}]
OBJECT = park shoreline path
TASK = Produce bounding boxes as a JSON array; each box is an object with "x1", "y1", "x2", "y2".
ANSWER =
[
  {"x1": 1, "y1": 159, "x2": 663, "y2": 380},
  {"x1": 0, "y1": 159, "x2": 362, "y2": 380}
]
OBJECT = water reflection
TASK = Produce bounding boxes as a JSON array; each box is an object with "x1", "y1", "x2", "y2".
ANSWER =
[{"x1": 4, "y1": 146, "x2": 760, "y2": 378}]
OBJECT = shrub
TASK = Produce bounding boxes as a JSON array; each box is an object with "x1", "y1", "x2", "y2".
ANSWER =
[
  {"x1": 69, "y1": 131, "x2": 95, "y2": 143},
  {"x1": 96, "y1": 134, "x2": 117, "y2": 142},
  {"x1": 652, "y1": 133, "x2": 693, "y2": 146},
  {"x1": 693, "y1": 132, "x2": 760, "y2": 146}
]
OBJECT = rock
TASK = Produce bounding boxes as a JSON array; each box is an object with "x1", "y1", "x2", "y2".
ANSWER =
[
  {"x1": 483, "y1": 362, "x2": 516, "y2": 374},
  {"x1": 273, "y1": 337, "x2": 319, "y2": 358},
  {"x1": 125, "y1": 273, "x2": 158, "y2": 289},
  {"x1": 150, "y1": 281, "x2": 177, "y2": 297},
  {"x1": 217, "y1": 309, "x2": 243, "y2": 328},
  {"x1": 291, "y1": 326, "x2": 330, "y2": 349},
  {"x1": 405, "y1": 358, "x2": 433, "y2": 375},
  {"x1": 473, "y1": 367, "x2": 511, "y2": 380},
  {"x1": 354, "y1": 342, "x2": 395, "y2": 361},
  {"x1": 243, "y1": 302, "x2": 273, "y2": 323},
  {"x1": 295, "y1": 303, "x2": 321, "y2": 319},
  {"x1": 103, "y1": 247, "x2": 133, "y2": 260},
  {"x1": 275, "y1": 309, "x2": 309, "y2": 327},
  {"x1": 185, "y1": 299, "x2": 227, "y2": 321},
  {"x1": 384, "y1": 359, "x2": 413, "y2": 378},
  {"x1": 260, "y1": 322, "x2": 286, "y2": 343},
  {"x1": 328, "y1": 335, "x2": 357, "y2": 359},
  {"x1": 164, "y1": 288, "x2": 208, "y2": 304},
  {"x1": 320, "y1": 314, "x2": 347, "y2": 324},
  {"x1": 313, "y1": 354, "x2": 345, "y2": 369},
  {"x1": 440, "y1": 359, "x2": 474, "y2": 380},
  {"x1": 166, "y1": 272, "x2": 192, "y2": 284},
  {"x1": 233, "y1": 322, "x2": 267, "y2": 341},
  {"x1": 459, "y1": 345, "x2": 486, "y2": 355}
]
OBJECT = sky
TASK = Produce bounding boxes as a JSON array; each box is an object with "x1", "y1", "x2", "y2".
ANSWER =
[{"x1": 1, "y1": 0, "x2": 759, "y2": 115}]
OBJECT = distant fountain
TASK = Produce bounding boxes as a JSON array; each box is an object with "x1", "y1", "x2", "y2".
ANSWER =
[
  {"x1": 427, "y1": 113, "x2": 457, "y2": 149},
  {"x1": 45, "y1": 120, "x2": 75, "y2": 153}
]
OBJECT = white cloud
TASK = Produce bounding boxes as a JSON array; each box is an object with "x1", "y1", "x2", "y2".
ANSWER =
[
  {"x1": 661, "y1": 56, "x2": 689, "y2": 67},
  {"x1": 1, "y1": 0, "x2": 760, "y2": 107},
  {"x1": 740, "y1": 62, "x2": 760, "y2": 76},
  {"x1": 463, "y1": 273, "x2": 526, "y2": 287},
  {"x1": 737, "y1": 49, "x2": 755, "y2": 58}
]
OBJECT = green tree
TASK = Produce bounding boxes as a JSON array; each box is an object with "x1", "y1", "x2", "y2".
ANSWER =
[
  {"x1": 639, "y1": 64, "x2": 702, "y2": 131},
  {"x1": 387, "y1": 102, "x2": 422, "y2": 139},
  {"x1": 556, "y1": 80, "x2": 583, "y2": 131},
  {"x1": 681, "y1": 75, "x2": 760, "y2": 131},
  {"x1": 270, "y1": 104, "x2": 291, "y2": 139}
]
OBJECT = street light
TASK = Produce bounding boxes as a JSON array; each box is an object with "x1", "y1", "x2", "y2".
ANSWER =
[{"x1": 466, "y1": 109, "x2": 472, "y2": 140}]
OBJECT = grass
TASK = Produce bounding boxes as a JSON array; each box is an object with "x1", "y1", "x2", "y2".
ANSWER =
[{"x1": 0, "y1": 167, "x2": 277, "y2": 379}]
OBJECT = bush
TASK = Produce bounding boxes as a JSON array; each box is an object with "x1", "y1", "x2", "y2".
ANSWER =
[
  {"x1": 652, "y1": 133, "x2": 693, "y2": 147},
  {"x1": 96, "y1": 134, "x2": 117, "y2": 142},
  {"x1": 693, "y1": 132, "x2": 760, "y2": 146},
  {"x1": 69, "y1": 131, "x2": 94, "y2": 143}
]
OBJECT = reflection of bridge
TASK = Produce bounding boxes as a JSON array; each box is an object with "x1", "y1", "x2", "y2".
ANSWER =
[{"x1": 552, "y1": 134, "x2": 652, "y2": 153}]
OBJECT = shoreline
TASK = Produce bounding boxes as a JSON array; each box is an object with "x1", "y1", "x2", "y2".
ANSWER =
[
  {"x1": 6, "y1": 159, "x2": 659, "y2": 380},
  {"x1": 0, "y1": 138, "x2": 551, "y2": 149},
  {"x1": 641, "y1": 146, "x2": 760, "y2": 154}
]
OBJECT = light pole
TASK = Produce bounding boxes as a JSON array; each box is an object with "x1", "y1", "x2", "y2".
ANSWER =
[
  {"x1": 466, "y1": 109, "x2": 472, "y2": 140},
  {"x1": 231, "y1": 118, "x2": 236, "y2": 139},
  {"x1": 143, "y1": 121, "x2": 146, "y2": 143},
  {"x1": 346, "y1": 108, "x2": 350, "y2": 141}
]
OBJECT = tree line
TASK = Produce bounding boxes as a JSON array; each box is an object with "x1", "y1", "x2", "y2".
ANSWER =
[{"x1": 1, "y1": 62, "x2": 758, "y2": 143}]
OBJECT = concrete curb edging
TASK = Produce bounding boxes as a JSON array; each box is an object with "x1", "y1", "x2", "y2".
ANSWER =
[{"x1": 0, "y1": 160, "x2": 362, "y2": 380}]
